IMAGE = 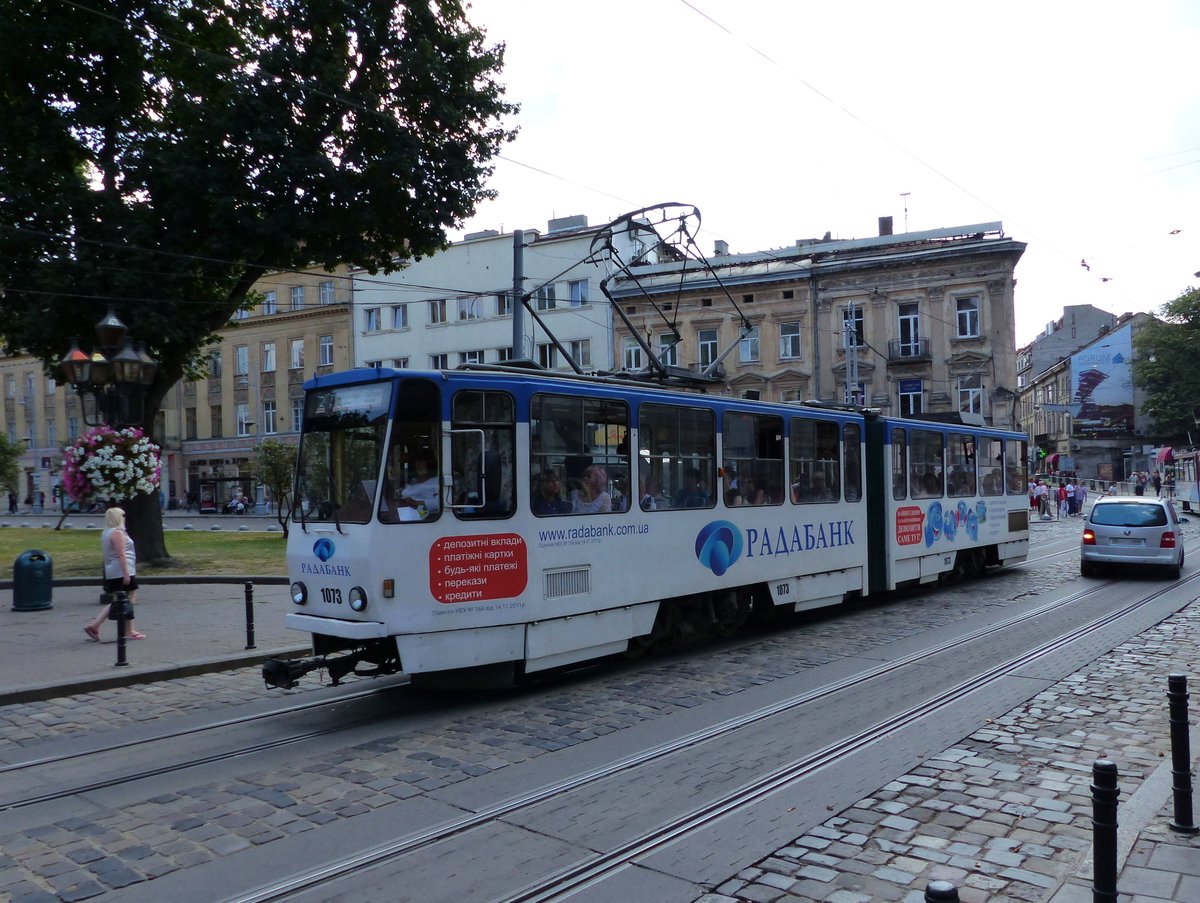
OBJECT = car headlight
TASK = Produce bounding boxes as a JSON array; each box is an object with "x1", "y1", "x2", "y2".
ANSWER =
[
  {"x1": 290, "y1": 581, "x2": 308, "y2": 605},
  {"x1": 348, "y1": 586, "x2": 368, "y2": 612}
]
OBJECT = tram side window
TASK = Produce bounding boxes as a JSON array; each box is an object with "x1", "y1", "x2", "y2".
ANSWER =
[
  {"x1": 978, "y1": 437, "x2": 1004, "y2": 497},
  {"x1": 638, "y1": 403, "x2": 716, "y2": 510},
  {"x1": 844, "y1": 423, "x2": 862, "y2": 502},
  {"x1": 789, "y1": 417, "x2": 840, "y2": 504},
  {"x1": 723, "y1": 411, "x2": 784, "y2": 505},
  {"x1": 892, "y1": 428, "x2": 907, "y2": 500},
  {"x1": 947, "y1": 432, "x2": 977, "y2": 498},
  {"x1": 378, "y1": 379, "x2": 442, "y2": 523},
  {"x1": 909, "y1": 429, "x2": 944, "y2": 499},
  {"x1": 530, "y1": 394, "x2": 630, "y2": 515},
  {"x1": 1004, "y1": 439, "x2": 1027, "y2": 494},
  {"x1": 450, "y1": 390, "x2": 515, "y2": 519}
]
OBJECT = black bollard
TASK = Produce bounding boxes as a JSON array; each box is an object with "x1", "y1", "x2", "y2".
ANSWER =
[
  {"x1": 109, "y1": 590, "x2": 131, "y2": 668},
  {"x1": 244, "y1": 580, "x2": 256, "y2": 650},
  {"x1": 1168, "y1": 674, "x2": 1199, "y2": 834},
  {"x1": 924, "y1": 879, "x2": 959, "y2": 902},
  {"x1": 1091, "y1": 759, "x2": 1119, "y2": 903}
]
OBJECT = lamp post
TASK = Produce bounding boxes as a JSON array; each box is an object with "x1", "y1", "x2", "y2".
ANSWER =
[{"x1": 59, "y1": 308, "x2": 159, "y2": 428}]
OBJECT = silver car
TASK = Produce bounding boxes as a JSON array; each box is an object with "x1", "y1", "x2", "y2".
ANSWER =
[{"x1": 1081, "y1": 496, "x2": 1185, "y2": 578}]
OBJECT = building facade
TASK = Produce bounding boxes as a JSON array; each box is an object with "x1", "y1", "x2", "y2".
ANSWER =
[
  {"x1": 353, "y1": 215, "x2": 645, "y2": 373},
  {"x1": 606, "y1": 221, "x2": 1025, "y2": 429},
  {"x1": 1016, "y1": 312, "x2": 1154, "y2": 481}
]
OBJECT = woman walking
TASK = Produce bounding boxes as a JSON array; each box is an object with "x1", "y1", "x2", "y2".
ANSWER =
[{"x1": 85, "y1": 507, "x2": 145, "y2": 641}]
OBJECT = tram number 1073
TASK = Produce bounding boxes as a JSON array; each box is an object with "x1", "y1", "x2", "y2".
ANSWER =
[
  {"x1": 321, "y1": 587, "x2": 344, "y2": 605},
  {"x1": 775, "y1": 582, "x2": 791, "y2": 597}
]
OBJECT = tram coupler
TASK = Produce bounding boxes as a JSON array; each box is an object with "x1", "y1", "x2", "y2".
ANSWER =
[{"x1": 262, "y1": 656, "x2": 324, "y2": 689}]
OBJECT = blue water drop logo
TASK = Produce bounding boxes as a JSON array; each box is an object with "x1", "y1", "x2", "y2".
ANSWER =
[
  {"x1": 313, "y1": 538, "x2": 335, "y2": 562},
  {"x1": 695, "y1": 521, "x2": 744, "y2": 576}
]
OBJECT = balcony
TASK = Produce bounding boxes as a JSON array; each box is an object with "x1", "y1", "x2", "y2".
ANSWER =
[{"x1": 887, "y1": 338, "x2": 931, "y2": 362}]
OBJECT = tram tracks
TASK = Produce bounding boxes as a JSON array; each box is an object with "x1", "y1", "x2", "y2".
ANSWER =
[
  {"x1": 0, "y1": 533, "x2": 1091, "y2": 819},
  {"x1": 222, "y1": 571, "x2": 1197, "y2": 902}
]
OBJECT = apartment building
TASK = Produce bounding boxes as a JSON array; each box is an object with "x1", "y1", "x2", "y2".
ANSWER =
[{"x1": 606, "y1": 220, "x2": 1026, "y2": 429}]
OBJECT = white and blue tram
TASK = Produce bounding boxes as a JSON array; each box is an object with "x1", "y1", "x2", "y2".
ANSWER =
[{"x1": 263, "y1": 366, "x2": 1030, "y2": 689}]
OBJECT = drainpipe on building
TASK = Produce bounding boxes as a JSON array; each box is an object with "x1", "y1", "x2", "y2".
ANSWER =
[{"x1": 809, "y1": 271, "x2": 820, "y2": 399}]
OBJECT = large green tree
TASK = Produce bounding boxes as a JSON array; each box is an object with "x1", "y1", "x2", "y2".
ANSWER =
[
  {"x1": 0, "y1": 0, "x2": 515, "y2": 561},
  {"x1": 1132, "y1": 287, "x2": 1200, "y2": 440}
]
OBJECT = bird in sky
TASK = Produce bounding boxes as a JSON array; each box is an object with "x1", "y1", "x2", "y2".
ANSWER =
[{"x1": 1081, "y1": 259, "x2": 1090, "y2": 271}]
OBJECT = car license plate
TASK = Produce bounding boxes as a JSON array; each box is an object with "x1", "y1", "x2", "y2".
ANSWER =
[{"x1": 1110, "y1": 537, "x2": 1145, "y2": 545}]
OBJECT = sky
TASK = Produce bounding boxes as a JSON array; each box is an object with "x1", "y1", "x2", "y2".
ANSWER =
[{"x1": 453, "y1": 0, "x2": 1200, "y2": 347}]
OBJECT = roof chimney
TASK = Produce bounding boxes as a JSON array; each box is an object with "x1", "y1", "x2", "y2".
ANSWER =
[
  {"x1": 714, "y1": 239, "x2": 729, "y2": 256},
  {"x1": 878, "y1": 216, "x2": 894, "y2": 237}
]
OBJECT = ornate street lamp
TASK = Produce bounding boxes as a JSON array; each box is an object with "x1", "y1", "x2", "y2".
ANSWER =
[{"x1": 59, "y1": 308, "x2": 159, "y2": 427}]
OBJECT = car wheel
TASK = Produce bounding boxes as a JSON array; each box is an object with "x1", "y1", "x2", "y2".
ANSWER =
[{"x1": 1166, "y1": 562, "x2": 1182, "y2": 580}]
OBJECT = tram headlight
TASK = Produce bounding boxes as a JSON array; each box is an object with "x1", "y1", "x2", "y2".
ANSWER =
[
  {"x1": 290, "y1": 581, "x2": 308, "y2": 606},
  {"x1": 348, "y1": 586, "x2": 368, "y2": 612}
]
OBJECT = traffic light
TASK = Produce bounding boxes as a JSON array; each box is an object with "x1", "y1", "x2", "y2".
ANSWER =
[{"x1": 1037, "y1": 448, "x2": 1047, "y2": 460}]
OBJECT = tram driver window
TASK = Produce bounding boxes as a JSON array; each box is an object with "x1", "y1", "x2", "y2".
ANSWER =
[
  {"x1": 638, "y1": 403, "x2": 715, "y2": 511},
  {"x1": 377, "y1": 378, "x2": 442, "y2": 523},
  {"x1": 909, "y1": 429, "x2": 944, "y2": 500},
  {"x1": 530, "y1": 394, "x2": 630, "y2": 516},
  {"x1": 947, "y1": 433, "x2": 976, "y2": 498},
  {"x1": 1004, "y1": 439, "x2": 1027, "y2": 494}
]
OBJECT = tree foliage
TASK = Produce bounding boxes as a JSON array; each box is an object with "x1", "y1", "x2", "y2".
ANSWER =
[
  {"x1": 1131, "y1": 287, "x2": 1200, "y2": 441},
  {"x1": 254, "y1": 439, "x2": 297, "y2": 537},
  {"x1": 0, "y1": 435, "x2": 22, "y2": 496},
  {"x1": 0, "y1": 0, "x2": 515, "y2": 559}
]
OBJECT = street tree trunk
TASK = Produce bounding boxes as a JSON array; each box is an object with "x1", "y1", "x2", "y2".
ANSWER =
[{"x1": 124, "y1": 491, "x2": 169, "y2": 565}]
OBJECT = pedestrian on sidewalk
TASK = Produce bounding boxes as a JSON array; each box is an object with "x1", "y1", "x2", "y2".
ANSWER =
[{"x1": 85, "y1": 507, "x2": 146, "y2": 641}]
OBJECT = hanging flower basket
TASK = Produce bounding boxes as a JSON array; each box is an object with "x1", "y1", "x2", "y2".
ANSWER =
[{"x1": 62, "y1": 425, "x2": 162, "y2": 504}]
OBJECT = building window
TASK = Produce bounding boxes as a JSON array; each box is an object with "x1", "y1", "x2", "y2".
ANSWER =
[
  {"x1": 782, "y1": 289, "x2": 795, "y2": 300},
  {"x1": 779, "y1": 322, "x2": 802, "y2": 360},
  {"x1": 535, "y1": 284, "x2": 556, "y2": 310},
  {"x1": 698, "y1": 329, "x2": 718, "y2": 369},
  {"x1": 461, "y1": 349, "x2": 484, "y2": 365},
  {"x1": 742, "y1": 294, "x2": 755, "y2": 305},
  {"x1": 5, "y1": 376, "x2": 13, "y2": 398},
  {"x1": 290, "y1": 339, "x2": 304, "y2": 370},
  {"x1": 431, "y1": 353, "x2": 448, "y2": 369},
  {"x1": 263, "y1": 400, "x2": 277, "y2": 434},
  {"x1": 739, "y1": 326, "x2": 760, "y2": 363},
  {"x1": 47, "y1": 422, "x2": 56, "y2": 447},
  {"x1": 654, "y1": 334, "x2": 677, "y2": 367},
  {"x1": 68, "y1": 416, "x2": 79, "y2": 440},
  {"x1": 496, "y1": 347, "x2": 513, "y2": 362},
  {"x1": 211, "y1": 404, "x2": 223, "y2": 438},
  {"x1": 263, "y1": 291, "x2": 277, "y2": 315},
  {"x1": 956, "y1": 296, "x2": 980, "y2": 338},
  {"x1": 210, "y1": 349, "x2": 222, "y2": 378},
  {"x1": 569, "y1": 339, "x2": 591, "y2": 368},
  {"x1": 46, "y1": 377, "x2": 56, "y2": 394},
  {"x1": 958, "y1": 374, "x2": 983, "y2": 415},
  {"x1": 1017, "y1": 374, "x2": 1027, "y2": 389},
  {"x1": 25, "y1": 373, "x2": 34, "y2": 396},
  {"x1": 429, "y1": 299, "x2": 448, "y2": 324},
  {"x1": 568, "y1": 279, "x2": 589, "y2": 306},
  {"x1": 234, "y1": 344, "x2": 249, "y2": 376},
  {"x1": 234, "y1": 306, "x2": 250, "y2": 321},
  {"x1": 391, "y1": 304, "x2": 408, "y2": 329},
  {"x1": 259, "y1": 342, "x2": 275, "y2": 373},
  {"x1": 701, "y1": 297, "x2": 713, "y2": 308},
  {"x1": 898, "y1": 302, "x2": 921, "y2": 355},
  {"x1": 291, "y1": 286, "x2": 305, "y2": 310},
  {"x1": 319, "y1": 280, "x2": 335, "y2": 306},
  {"x1": 898, "y1": 379, "x2": 923, "y2": 417},
  {"x1": 185, "y1": 407, "x2": 197, "y2": 440},
  {"x1": 364, "y1": 360, "x2": 381, "y2": 369},
  {"x1": 236, "y1": 403, "x2": 251, "y2": 437},
  {"x1": 622, "y1": 337, "x2": 643, "y2": 370},
  {"x1": 365, "y1": 307, "x2": 381, "y2": 331},
  {"x1": 6, "y1": 424, "x2": 14, "y2": 444},
  {"x1": 318, "y1": 335, "x2": 333, "y2": 366},
  {"x1": 841, "y1": 306, "x2": 864, "y2": 348},
  {"x1": 458, "y1": 297, "x2": 481, "y2": 321},
  {"x1": 842, "y1": 382, "x2": 866, "y2": 406},
  {"x1": 393, "y1": 357, "x2": 409, "y2": 369},
  {"x1": 537, "y1": 343, "x2": 557, "y2": 369},
  {"x1": 495, "y1": 292, "x2": 512, "y2": 317},
  {"x1": 291, "y1": 397, "x2": 304, "y2": 432}
]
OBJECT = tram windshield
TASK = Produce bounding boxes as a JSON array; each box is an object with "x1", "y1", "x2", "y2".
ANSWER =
[{"x1": 293, "y1": 382, "x2": 392, "y2": 524}]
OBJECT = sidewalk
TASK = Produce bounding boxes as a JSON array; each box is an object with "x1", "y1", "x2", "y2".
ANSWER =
[{"x1": 0, "y1": 578, "x2": 304, "y2": 705}]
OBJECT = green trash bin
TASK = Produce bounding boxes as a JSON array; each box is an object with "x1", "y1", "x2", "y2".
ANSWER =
[{"x1": 12, "y1": 550, "x2": 53, "y2": 611}]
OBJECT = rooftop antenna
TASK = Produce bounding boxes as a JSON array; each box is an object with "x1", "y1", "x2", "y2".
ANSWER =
[{"x1": 900, "y1": 192, "x2": 911, "y2": 232}]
